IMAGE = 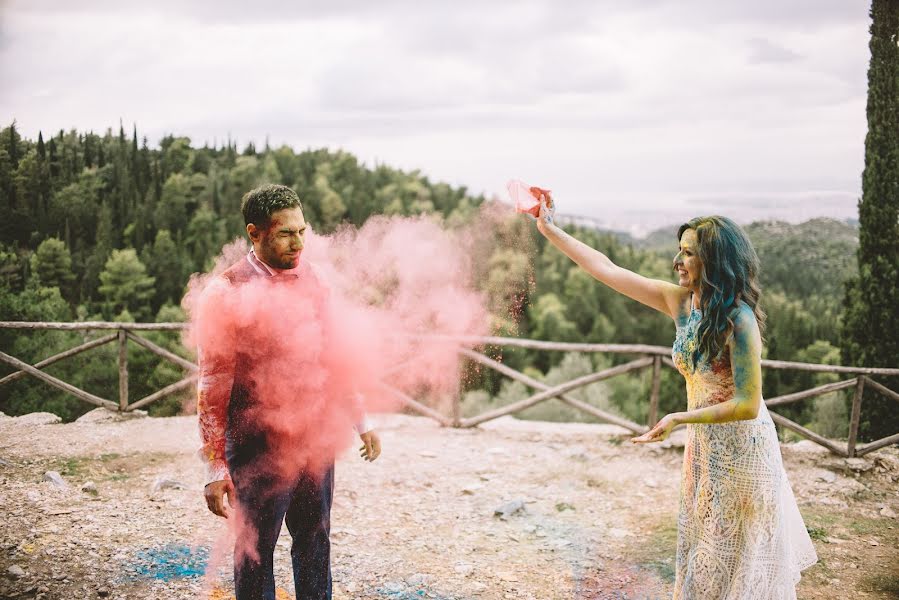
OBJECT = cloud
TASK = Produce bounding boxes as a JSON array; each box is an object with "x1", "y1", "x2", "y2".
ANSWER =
[
  {"x1": 0, "y1": 0, "x2": 871, "y2": 226},
  {"x1": 652, "y1": 0, "x2": 864, "y2": 28},
  {"x1": 747, "y1": 38, "x2": 802, "y2": 64}
]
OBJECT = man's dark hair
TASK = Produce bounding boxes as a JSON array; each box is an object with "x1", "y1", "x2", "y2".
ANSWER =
[{"x1": 240, "y1": 184, "x2": 303, "y2": 228}]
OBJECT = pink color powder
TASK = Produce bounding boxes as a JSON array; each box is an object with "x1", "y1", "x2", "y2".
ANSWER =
[
  {"x1": 183, "y1": 215, "x2": 491, "y2": 572},
  {"x1": 506, "y1": 179, "x2": 550, "y2": 217}
]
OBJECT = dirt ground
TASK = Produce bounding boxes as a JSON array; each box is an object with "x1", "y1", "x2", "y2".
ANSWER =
[{"x1": 0, "y1": 410, "x2": 897, "y2": 600}]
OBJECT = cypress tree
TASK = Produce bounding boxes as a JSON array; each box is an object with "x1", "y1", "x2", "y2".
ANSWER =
[
  {"x1": 6, "y1": 121, "x2": 20, "y2": 169},
  {"x1": 137, "y1": 136, "x2": 152, "y2": 199},
  {"x1": 842, "y1": 0, "x2": 899, "y2": 441},
  {"x1": 131, "y1": 125, "x2": 140, "y2": 193},
  {"x1": 152, "y1": 158, "x2": 162, "y2": 203},
  {"x1": 83, "y1": 132, "x2": 94, "y2": 168},
  {"x1": 47, "y1": 138, "x2": 59, "y2": 179},
  {"x1": 35, "y1": 133, "x2": 50, "y2": 233}
]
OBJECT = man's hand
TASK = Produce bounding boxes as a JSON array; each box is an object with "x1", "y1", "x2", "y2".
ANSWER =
[
  {"x1": 359, "y1": 430, "x2": 381, "y2": 462},
  {"x1": 204, "y1": 479, "x2": 235, "y2": 518}
]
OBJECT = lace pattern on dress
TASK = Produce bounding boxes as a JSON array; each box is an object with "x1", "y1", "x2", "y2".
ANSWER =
[{"x1": 671, "y1": 307, "x2": 817, "y2": 599}]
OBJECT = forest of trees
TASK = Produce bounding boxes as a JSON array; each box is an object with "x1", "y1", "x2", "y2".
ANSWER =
[{"x1": 0, "y1": 122, "x2": 890, "y2": 441}]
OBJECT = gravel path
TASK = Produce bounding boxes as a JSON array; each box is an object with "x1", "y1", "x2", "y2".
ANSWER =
[{"x1": 0, "y1": 411, "x2": 897, "y2": 599}]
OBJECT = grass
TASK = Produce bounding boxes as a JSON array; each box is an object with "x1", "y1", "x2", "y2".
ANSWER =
[
  {"x1": 802, "y1": 507, "x2": 839, "y2": 535},
  {"x1": 54, "y1": 456, "x2": 89, "y2": 476},
  {"x1": 630, "y1": 518, "x2": 679, "y2": 583},
  {"x1": 641, "y1": 559, "x2": 676, "y2": 583},
  {"x1": 46, "y1": 451, "x2": 175, "y2": 483},
  {"x1": 861, "y1": 573, "x2": 899, "y2": 595},
  {"x1": 797, "y1": 504, "x2": 899, "y2": 597},
  {"x1": 847, "y1": 517, "x2": 894, "y2": 536},
  {"x1": 803, "y1": 505, "x2": 896, "y2": 539}
]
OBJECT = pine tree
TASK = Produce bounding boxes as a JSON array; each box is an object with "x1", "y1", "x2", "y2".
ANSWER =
[
  {"x1": 30, "y1": 237, "x2": 75, "y2": 291},
  {"x1": 842, "y1": 0, "x2": 899, "y2": 441},
  {"x1": 98, "y1": 248, "x2": 156, "y2": 319},
  {"x1": 144, "y1": 229, "x2": 185, "y2": 309},
  {"x1": 12, "y1": 150, "x2": 42, "y2": 238}
]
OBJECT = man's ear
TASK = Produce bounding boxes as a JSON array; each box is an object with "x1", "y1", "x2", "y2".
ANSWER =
[{"x1": 246, "y1": 223, "x2": 259, "y2": 242}]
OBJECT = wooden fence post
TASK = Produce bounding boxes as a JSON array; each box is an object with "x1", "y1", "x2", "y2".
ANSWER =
[
  {"x1": 118, "y1": 329, "x2": 128, "y2": 411},
  {"x1": 847, "y1": 375, "x2": 866, "y2": 457},
  {"x1": 648, "y1": 355, "x2": 662, "y2": 426}
]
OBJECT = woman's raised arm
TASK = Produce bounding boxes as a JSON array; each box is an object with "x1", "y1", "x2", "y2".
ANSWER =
[{"x1": 535, "y1": 195, "x2": 686, "y2": 320}]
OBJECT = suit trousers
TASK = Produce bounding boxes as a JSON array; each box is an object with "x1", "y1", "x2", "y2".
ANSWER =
[{"x1": 226, "y1": 435, "x2": 334, "y2": 600}]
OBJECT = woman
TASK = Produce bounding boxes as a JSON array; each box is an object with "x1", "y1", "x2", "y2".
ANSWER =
[{"x1": 530, "y1": 194, "x2": 817, "y2": 599}]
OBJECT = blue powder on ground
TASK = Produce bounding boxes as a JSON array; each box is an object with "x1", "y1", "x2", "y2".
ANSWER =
[
  {"x1": 124, "y1": 544, "x2": 210, "y2": 581},
  {"x1": 379, "y1": 592, "x2": 425, "y2": 599},
  {"x1": 379, "y1": 589, "x2": 458, "y2": 600}
]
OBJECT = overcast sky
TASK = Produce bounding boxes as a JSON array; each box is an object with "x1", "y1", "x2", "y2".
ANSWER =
[{"x1": 0, "y1": 0, "x2": 871, "y2": 234}]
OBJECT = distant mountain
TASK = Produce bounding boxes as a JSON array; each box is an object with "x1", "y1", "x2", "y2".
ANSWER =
[
  {"x1": 746, "y1": 218, "x2": 858, "y2": 301},
  {"x1": 634, "y1": 226, "x2": 680, "y2": 255}
]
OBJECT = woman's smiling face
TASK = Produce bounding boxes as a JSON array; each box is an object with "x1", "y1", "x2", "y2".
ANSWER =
[{"x1": 674, "y1": 228, "x2": 703, "y2": 291}]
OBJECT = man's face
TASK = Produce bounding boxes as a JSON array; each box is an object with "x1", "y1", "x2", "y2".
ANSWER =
[{"x1": 248, "y1": 207, "x2": 307, "y2": 270}]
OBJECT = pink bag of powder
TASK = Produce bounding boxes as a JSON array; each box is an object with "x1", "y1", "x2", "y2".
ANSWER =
[{"x1": 507, "y1": 179, "x2": 550, "y2": 218}]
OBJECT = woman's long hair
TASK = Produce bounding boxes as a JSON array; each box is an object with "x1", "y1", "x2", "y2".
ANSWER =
[{"x1": 677, "y1": 216, "x2": 765, "y2": 367}]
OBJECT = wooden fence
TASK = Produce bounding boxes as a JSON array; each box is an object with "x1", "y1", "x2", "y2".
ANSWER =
[
  {"x1": 2, "y1": 321, "x2": 898, "y2": 458},
  {"x1": 0, "y1": 321, "x2": 194, "y2": 414}
]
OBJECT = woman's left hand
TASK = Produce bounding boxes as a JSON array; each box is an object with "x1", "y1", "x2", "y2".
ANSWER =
[
  {"x1": 631, "y1": 413, "x2": 682, "y2": 444},
  {"x1": 535, "y1": 190, "x2": 555, "y2": 233}
]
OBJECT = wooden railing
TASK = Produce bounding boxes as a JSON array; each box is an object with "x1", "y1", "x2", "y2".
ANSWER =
[
  {"x1": 2, "y1": 322, "x2": 898, "y2": 457},
  {"x1": 452, "y1": 336, "x2": 899, "y2": 458},
  {"x1": 0, "y1": 321, "x2": 194, "y2": 413}
]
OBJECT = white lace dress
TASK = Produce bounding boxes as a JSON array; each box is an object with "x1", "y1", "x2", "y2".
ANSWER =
[{"x1": 671, "y1": 308, "x2": 817, "y2": 599}]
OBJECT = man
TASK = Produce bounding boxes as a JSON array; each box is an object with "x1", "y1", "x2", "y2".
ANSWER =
[{"x1": 197, "y1": 183, "x2": 381, "y2": 600}]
